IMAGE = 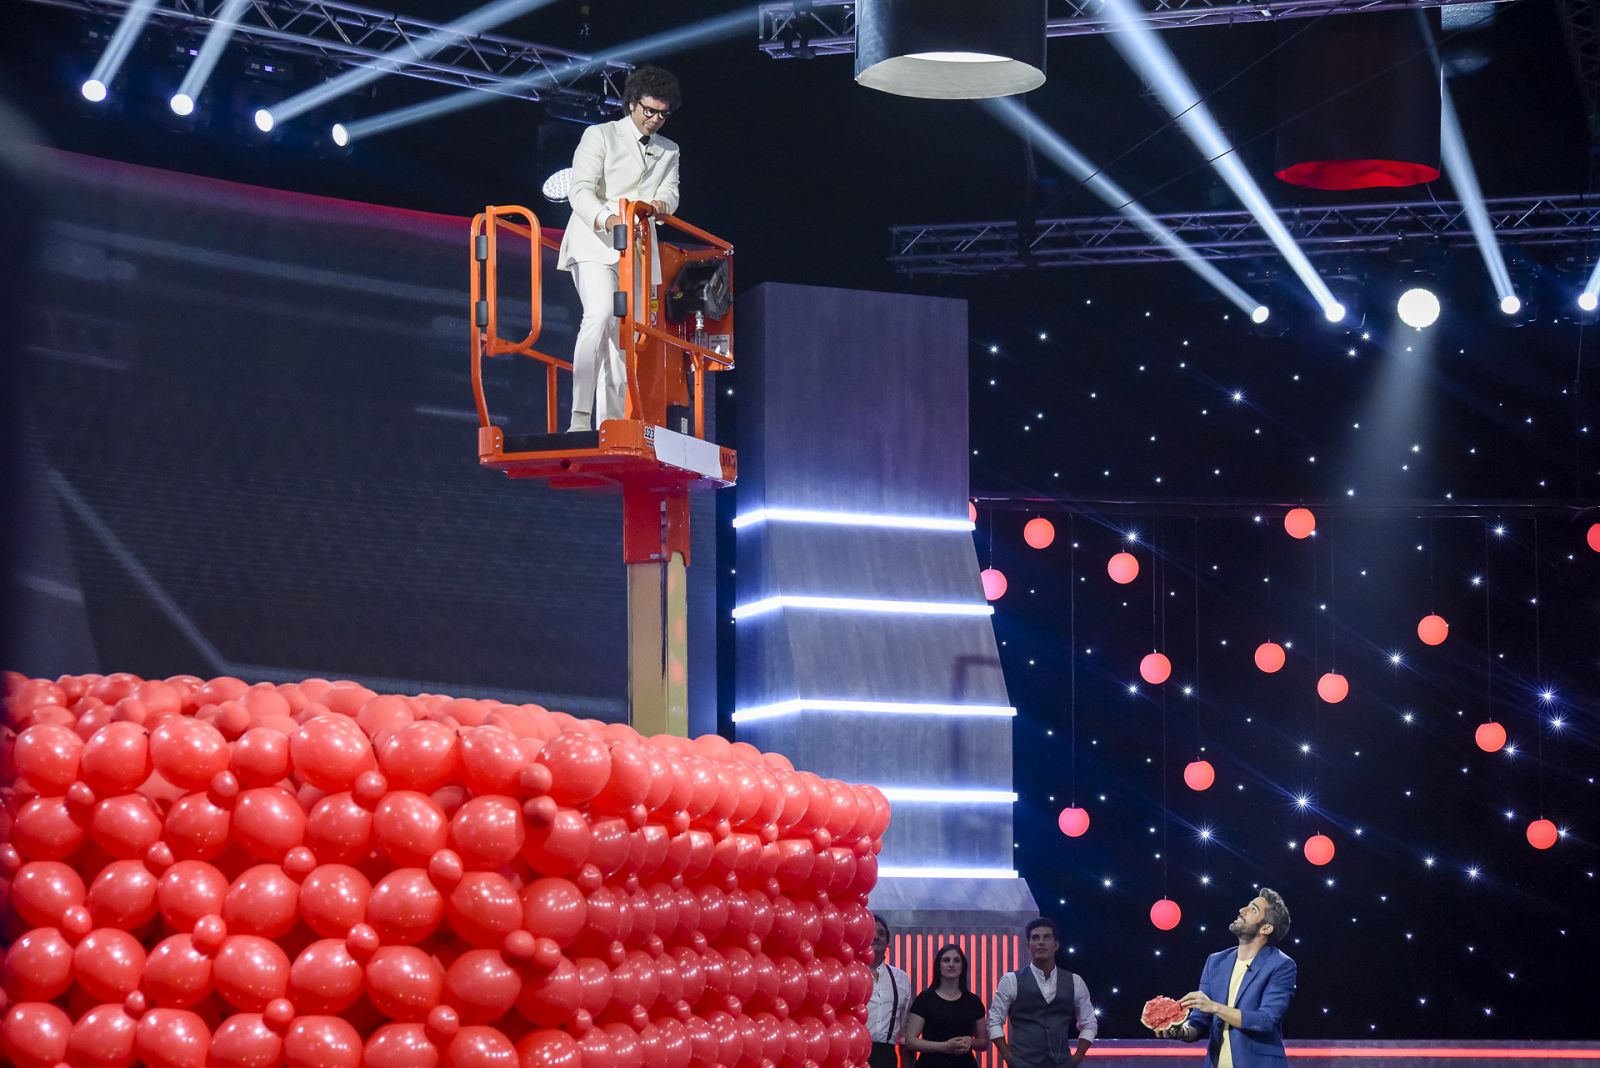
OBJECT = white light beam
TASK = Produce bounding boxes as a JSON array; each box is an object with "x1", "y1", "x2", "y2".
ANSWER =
[
  {"x1": 171, "y1": 0, "x2": 253, "y2": 116},
  {"x1": 83, "y1": 0, "x2": 161, "y2": 103}
]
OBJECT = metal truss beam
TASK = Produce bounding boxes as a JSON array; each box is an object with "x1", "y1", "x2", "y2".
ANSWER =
[
  {"x1": 759, "y1": 0, "x2": 1514, "y2": 57},
  {"x1": 25, "y1": 0, "x2": 629, "y2": 105},
  {"x1": 888, "y1": 195, "x2": 1600, "y2": 274}
]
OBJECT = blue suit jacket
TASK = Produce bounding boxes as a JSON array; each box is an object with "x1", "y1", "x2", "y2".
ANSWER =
[{"x1": 1183, "y1": 945, "x2": 1296, "y2": 1067}]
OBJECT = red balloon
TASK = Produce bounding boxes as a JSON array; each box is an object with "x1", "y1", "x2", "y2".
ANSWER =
[
  {"x1": 2, "y1": 1001, "x2": 73, "y2": 1068},
  {"x1": 134, "y1": 1008, "x2": 211, "y2": 1068},
  {"x1": 298, "y1": 865, "x2": 372, "y2": 939},
  {"x1": 1475, "y1": 721, "x2": 1507, "y2": 753},
  {"x1": 516, "y1": 1030, "x2": 581, "y2": 1068},
  {"x1": 457, "y1": 726, "x2": 525, "y2": 798},
  {"x1": 223, "y1": 864, "x2": 301, "y2": 938},
  {"x1": 1588, "y1": 523, "x2": 1600, "y2": 553},
  {"x1": 214, "y1": 936, "x2": 292, "y2": 1011},
  {"x1": 11, "y1": 795, "x2": 87, "y2": 861},
  {"x1": 379, "y1": 721, "x2": 461, "y2": 793},
  {"x1": 368, "y1": 869, "x2": 445, "y2": 945},
  {"x1": 374, "y1": 791, "x2": 449, "y2": 867},
  {"x1": 13, "y1": 723, "x2": 83, "y2": 793},
  {"x1": 1527, "y1": 818, "x2": 1559, "y2": 850},
  {"x1": 517, "y1": 958, "x2": 582, "y2": 1027},
  {"x1": 88, "y1": 859, "x2": 158, "y2": 929},
  {"x1": 90, "y1": 794, "x2": 163, "y2": 859},
  {"x1": 2, "y1": 927, "x2": 75, "y2": 1000},
  {"x1": 1304, "y1": 833, "x2": 1335, "y2": 866},
  {"x1": 290, "y1": 717, "x2": 376, "y2": 793},
  {"x1": 1284, "y1": 508, "x2": 1316, "y2": 539},
  {"x1": 1183, "y1": 760, "x2": 1216, "y2": 792},
  {"x1": 979, "y1": 568, "x2": 1007, "y2": 601},
  {"x1": 288, "y1": 938, "x2": 366, "y2": 1014},
  {"x1": 285, "y1": 1016, "x2": 363, "y2": 1068},
  {"x1": 208, "y1": 1013, "x2": 285, "y2": 1068},
  {"x1": 1417, "y1": 614, "x2": 1449, "y2": 646},
  {"x1": 1149, "y1": 898, "x2": 1182, "y2": 931},
  {"x1": 521, "y1": 804, "x2": 591, "y2": 876},
  {"x1": 445, "y1": 1026, "x2": 518, "y2": 1068},
  {"x1": 74, "y1": 928, "x2": 148, "y2": 1001},
  {"x1": 356, "y1": 695, "x2": 416, "y2": 743},
  {"x1": 1316, "y1": 672, "x2": 1349, "y2": 704},
  {"x1": 366, "y1": 946, "x2": 445, "y2": 1021},
  {"x1": 1139, "y1": 652, "x2": 1172, "y2": 685},
  {"x1": 1023, "y1": 517, "x2": 1055, "y2": 549},
  {"x1": 142, "y1": 934, "x2": 214, "y2": 1008},
  {"x1": 232, "y1": 787, "x2": 307, "y2": 861},
  {"x1": 538, "y1": 734, "x2": 612, "y2": 807},
  {"x1": 80, "y1": 722, "x2": 152, "y2": 796},
  {"x1": 520, "y1": 878, "x2": 587, "y2": 947},
  {"x1": 450, "y1": 796, "x2": 526, "y2": 870},
  {"x1": 1254, "y1": 642, "x2": 1286, "y2": 673},
  {"x1": 443, "y1": 949, "x2": 522, "y2": 1024},
  {"x1": 363, "y1": 1023, "x2": 441, "y2": 1068},
  {"x1": 157, "y1": 861, "x2": 229, "y2": 933},
  {"x1": 305, "y1": 792, "x2": 375, "y2": 865},
  {"x1": 148, "y1": 718, "x2": 229, "y2": 792},
  {"x1": 68, "y1": 1003, "x2": 139, "y2": 1068},
  {"x1": 230, "y1": 728, "x2": 291, "y2": 788},
  {"x1": 1107, "y1": 551, "x2": 1139, "y2": 584},
  {"x1": 162, "y1": 793, "x2": 231, "y2": 861},
  {"x1": 12, "y1": 860, "x2": 87, "y2": 927}
]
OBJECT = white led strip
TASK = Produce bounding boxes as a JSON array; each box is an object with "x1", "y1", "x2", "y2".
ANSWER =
[
  {"x1": 732, "y1": 699, "x2": 1016, "y2": 724},
  {"x1": 877, "y1": 866, "x2": 1019, "y2": 880},
  {"x1": 732, "y1": 507, "x2": 975, "y2": 532},
  {"x1": 732, "y1": 595, "x2": 993, "y2": 621}
]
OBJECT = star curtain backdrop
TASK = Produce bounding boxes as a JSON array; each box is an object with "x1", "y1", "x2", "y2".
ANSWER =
[{"x1": 963, "y1": 271, "x2": 1598, "y2": 1041}]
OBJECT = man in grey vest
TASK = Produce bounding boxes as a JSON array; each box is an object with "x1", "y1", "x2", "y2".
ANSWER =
[{"x1": 988, "y1": 917, "x2": 1098, "y2": 1067}]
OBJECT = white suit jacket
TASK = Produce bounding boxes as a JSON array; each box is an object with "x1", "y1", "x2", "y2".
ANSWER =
[{"x1": 558, "y1": 116, "x2": 680, "y2": 273}]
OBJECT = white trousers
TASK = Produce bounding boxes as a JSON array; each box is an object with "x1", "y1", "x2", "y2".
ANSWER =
[{"x1": 571, "y1": 260, "x2": 628, "y2": 424}]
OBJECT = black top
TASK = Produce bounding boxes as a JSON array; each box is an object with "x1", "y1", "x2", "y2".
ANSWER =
[{"x1": 907, "y1": 988, "x2": 987, "y2": 1068}]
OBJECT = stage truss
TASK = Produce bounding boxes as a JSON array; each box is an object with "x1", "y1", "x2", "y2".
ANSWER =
[
  {"x1": 887, "y1": 195, "x2": 1600, "y2": 274},
  {"x1": 25, "y1": 0, "x2": 629, "y2": 105},
  {"x1": 758, "y1": 0, "x2": 1515, "y2": 57}
]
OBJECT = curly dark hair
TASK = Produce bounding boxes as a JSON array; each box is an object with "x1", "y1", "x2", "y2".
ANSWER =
[
  {"x1": 1259, "y1": 888, "x2": 1291, "y2": 944},
  {"x1": 624, "y1": 65, "x2": 682, "y2": 111}
]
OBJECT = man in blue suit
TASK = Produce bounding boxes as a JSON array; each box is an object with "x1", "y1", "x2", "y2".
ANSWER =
[{"x1": 1158, "y1": 889, "x2": 1296, "y2": 1067}]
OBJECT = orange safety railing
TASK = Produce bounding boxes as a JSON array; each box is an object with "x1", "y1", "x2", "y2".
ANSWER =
[
  {"x1": 615, "y1": 198, "x2": 735, "y2": 442},
  {"x1": 469, "y1": 204, "x2": 570, "y2": 436}
]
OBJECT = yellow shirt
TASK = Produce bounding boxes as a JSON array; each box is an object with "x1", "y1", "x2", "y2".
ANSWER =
[{"x1": 1215, "y1": 954, "x2": 1252, "y2": 1068}]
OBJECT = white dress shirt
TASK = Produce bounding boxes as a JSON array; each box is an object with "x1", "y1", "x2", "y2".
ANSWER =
[
  {"x1": 987, "y1": 964, "x2": 1099, "y2": 1042},
  {"x1": 866, "y1": 962, "x2": 911, "y2": 1044}
]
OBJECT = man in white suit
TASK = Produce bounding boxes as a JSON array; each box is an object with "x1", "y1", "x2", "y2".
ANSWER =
[{"x1": 558, "y1": 65, "x2": 682, "y2": 431}]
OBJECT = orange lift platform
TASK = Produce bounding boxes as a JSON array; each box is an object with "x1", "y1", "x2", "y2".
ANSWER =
[{"x1": 469, "y1": 200, "x2": 735, "y2": 737}]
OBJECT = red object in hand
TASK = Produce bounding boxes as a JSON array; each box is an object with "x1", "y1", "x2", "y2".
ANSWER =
[{"x1": 1140, "y1": 995, "x2": 1187, "y2": 1032}]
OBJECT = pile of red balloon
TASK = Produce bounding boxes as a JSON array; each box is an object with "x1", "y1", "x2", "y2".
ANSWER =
[{"x1": 0, "y1": 672, "x2": 888, "y2": 1068}]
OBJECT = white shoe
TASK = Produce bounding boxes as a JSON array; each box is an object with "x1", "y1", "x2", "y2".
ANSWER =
[{"x1": 568, "y1": 411, "x2": 592, "y2": 432}]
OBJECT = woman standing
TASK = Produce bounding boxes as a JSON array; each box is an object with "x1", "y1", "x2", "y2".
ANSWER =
[{"x1": 905, "y1": 944, "x2": 990, "y2": 1067}]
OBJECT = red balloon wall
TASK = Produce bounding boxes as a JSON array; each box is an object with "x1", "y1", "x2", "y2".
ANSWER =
[{"x1": 0, "y1": 672, "x2": 888, "y2": 1068}]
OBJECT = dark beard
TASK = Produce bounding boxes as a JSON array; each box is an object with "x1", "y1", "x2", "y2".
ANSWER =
[{"x1": 1230, "y1": 916, "x2": 1261, "y2": 940}]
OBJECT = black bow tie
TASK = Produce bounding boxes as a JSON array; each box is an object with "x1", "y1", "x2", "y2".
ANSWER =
[{"x1": 639, "y1": 135, "x2": 651, "y2": 146}]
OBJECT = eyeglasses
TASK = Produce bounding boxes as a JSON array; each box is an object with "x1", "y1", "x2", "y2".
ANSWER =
[{"x1": 637, "y1": 103, "x2": 673, "y2": 119}]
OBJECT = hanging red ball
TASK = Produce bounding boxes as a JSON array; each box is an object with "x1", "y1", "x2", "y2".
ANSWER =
[
  {"x1": 1056, "y1": 807, "x2": 1090, "y2": 838},
  {"x1": 1254, "y1": 642, "x2": 1286, "y2": 674},
  {"x1": 1183, "y1": 760, "x2": 1215, "y2": 792},
  {"x1": 1304, "y1": 834, "x2": 1335, "y2": 866},
  {"x1": 1417, "y1": 615, "x2": 1449, "y2": 646},
  {"x1": 1107, "y1": 552, "x2": 1139, "y2": 584},
  {"x1": 967, "y1": 501, "x2": 978, "y2": 524},
  {"x1": 1474, "y1": 721, "x2": 1507, "y2": 753},
  {"x1": 1284, "y1": 508, "x2": 1316, "y2": 539},
  {"x1": 1139, "y1": 653, "x2": 1172, "y2": 685},
  {"x1": 980, "y1": 568, "x2": 1007, "y2": 601},
  {"x1": 1526, "y1": 819, "x2": 1558, "y2": 850},
  {"x1": 1023, "y1": 518, "x2": 1055, "y2": 550},
  {"x1": 1588, "y1": 523, "x2": 1600, "y2": 553},
  {"x1": 1316, "y1": 672, "x2": 1348, "y2": 704},
  {"x1": 1149, "y1": 899, "x2": 1182, "y2": 931}
]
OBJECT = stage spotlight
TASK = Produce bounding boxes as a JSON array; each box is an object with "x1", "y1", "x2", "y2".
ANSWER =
[
  {"x1": 1500, "y1": 294, "x2": 1521, "y2": 316},
  {"x1": 1325, "y1": 302, "x2": 1347, "y2": 323},
  {"x1": 854, "y1": 0, "x2": 1046, "y2": 99},
  {"x1": 1397, "y1": 287, "x2": 1441, "y2": 330},
  {"x1": 170, "y1": 92, "x2": 195, "y2": 116},
  {"x1": 1251, "y1": 305, "x2": 1270, "y2": 325},
  {"x1": 254, "y1": 108, "x2": 276, "y2": 133},
  {"x1": 81, "y1": 79, "x2": 108, "y2": 103},
  {"x1": 541, "y1": 167, "x2": 574, "y2": 203},
  {"x1": 331, "y1": 122, "x2": 349, "y2": 148},
  {"x1": 1581, "y1": 291, "x2": 1599, "y2": 313}
]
